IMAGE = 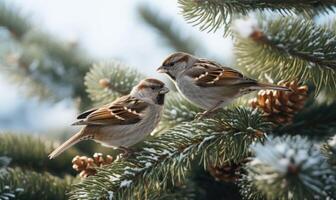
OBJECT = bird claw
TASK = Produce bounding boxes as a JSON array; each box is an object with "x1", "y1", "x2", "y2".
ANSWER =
[
  {"x1": 195, "y1": 108, "x2": 219, "y2": 120},
  {"x1": 195, "y1": 112, "x2": 205, "y2": 120},
  {"x1": 195, "y1": 111, "x2": 212, "y2": 120},
  {"x1": 117, "y1": 146, "x2": 134, "y2": 158}
]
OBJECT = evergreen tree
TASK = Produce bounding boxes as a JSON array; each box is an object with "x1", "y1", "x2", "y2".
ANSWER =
[{"x1": 1, "y1": 1, "x2": 336, "y2": 199}]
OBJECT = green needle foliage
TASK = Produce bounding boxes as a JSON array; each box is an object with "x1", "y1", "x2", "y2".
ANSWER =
[
  {"x1": 0, "y1": 167, "x2": 73, "y2": 200},
  {"x1": 0, "y1": 133, "x2": 81, "y2": 176},
  {"x1": 85, "y1": 61, "x2": 145, "y2": 105},
  {"x1": 20, "y1": 31, "x2": 91, "y2": 98},
  {"x1": 190, "y1": 164, "x2": 242, "y2": 200},
  {"x1": 0, "y1": 157, "x2": 11, "y2": 168},
  {"x1": 235, "y1": 17, "x2": 336, "y2": 95},
  {"x1": 178, "y1": 0, "x2": 336, "y2": 34},
  {"x1": 0, "y1": 2, "x2": 31, "y2": 39},
  {"x1": 155, "y1": 182, "x2": 199, "y2": 200},
  {"x1": 69, "y1": 107, "x2": 270, "y2": 200},
  {"x1": 238, "y1": 176, "x2": 266, "y2": 200},
  {"x1": 0, "y1": 1, "x2": 92, "y2": 107},
  {"x1": 243, "y1": 136, "x2": 336, "y2": 200},
  {"x1": 162, "y1": 92, "x2": 201, "y2": 128},
  {"x1": 275, "y1": 98, "x2": 336, "y2": 140},
  {"x1": 138, "y1": 5, "x2": 203, "y2": 54},
  {"x1": 2, "y1": 31, "x2": 92, "y2": 105},
  {"x1": 321, "y1": 135, "x2": 336, "y2": 167},
  {"x1": 125, "y1": 179, "x2": 199, "y2": 200},
  {"x1": 1, "y1": 1, "x2": 336, "y2": 199}
]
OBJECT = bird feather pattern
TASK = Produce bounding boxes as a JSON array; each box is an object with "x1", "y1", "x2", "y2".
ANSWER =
[
  {"x1": 72, "y1": 95, "x2": 148, "y2": 126},
  {"x1": 185, "y1": 60, "x2": 256, "y2": 87}
]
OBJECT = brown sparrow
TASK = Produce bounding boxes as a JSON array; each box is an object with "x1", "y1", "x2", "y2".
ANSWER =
[
  {"x1": 49, "y1": 78, "x2": 169, "y2": 159},
  {"x1": 157, "y1": 52, "x2": 290, "y2": 119}
]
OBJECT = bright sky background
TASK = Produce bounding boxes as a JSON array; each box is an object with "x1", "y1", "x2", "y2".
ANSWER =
[{"x1": 0, "y1": 0, "x2": 233, "y2": 133}]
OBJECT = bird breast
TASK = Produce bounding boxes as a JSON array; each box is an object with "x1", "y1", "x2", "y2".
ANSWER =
[{"x1": 176, "y1": 75, "x2": 234, "y2": 110}]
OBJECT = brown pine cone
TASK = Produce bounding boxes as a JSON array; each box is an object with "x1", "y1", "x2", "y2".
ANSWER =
[
  {"x1": 250, "y1": 80, "x2": 308, "y2": 125},
  {"x1": 72, "y1": 153, "x2": 114, "y2": 178},
  {"x1": 207, "y1": 162, "x2": 243, "y2": 182},
  {"x1": 99, "y1": 78, "x2": 111, "y2": 88}
]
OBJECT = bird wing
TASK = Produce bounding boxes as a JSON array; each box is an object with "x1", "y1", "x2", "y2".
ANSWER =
[
  {"x1": 76, "y1": 107, "x2": 98, "y2": 120},
  {"x1": 73, "y1": 95, "x2": 148, "y2": 126},
  {"x1": 184, "y1": 59, "x2": 257, "y2": 87}
]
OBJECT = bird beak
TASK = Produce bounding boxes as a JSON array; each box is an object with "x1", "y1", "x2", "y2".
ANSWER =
[
  {"x1": 157, "y1": 66, "x2": 167, "y2": 73},
  {"x1": 159, "y1": 87, "x2": 169, "y2": 94}
]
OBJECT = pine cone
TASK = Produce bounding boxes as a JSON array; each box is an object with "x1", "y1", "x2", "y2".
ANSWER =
[
  {"x1": 72, "y1": 153, "x2": 114, "y2": 178},
  {"x1": 99, "y1": 78, "x2": 111, "y2": 88},
  {"x1": 207, "y1": 162, "x2": 243, "y2": 182},
  {"x1": 5, "y1": 53, "x2": 20, "y2": 66},
  {"x1": 250, "y1": 30, "x2": 267, "y2": 42},
  {"x1": 250, "y1": 80, "x2": 308, "y2": 125}
]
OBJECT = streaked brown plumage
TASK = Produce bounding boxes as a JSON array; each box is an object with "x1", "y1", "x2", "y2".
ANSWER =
[
  {"x1": 49, "y1": 78, "x2": 169, "y2": 159},
  {"x1": 157, "y1": 52, "x2": 290, "y2": 118}
]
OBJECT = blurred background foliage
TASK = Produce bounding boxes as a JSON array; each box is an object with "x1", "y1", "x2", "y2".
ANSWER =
[
  {"x1": 0, "y1": 0, "x2": 336, "y2": 199},
  {"x1": 0, "y1": 0, "x2": 207, "y2": 154},
  {"x1": 0, "y1": 1, "x2": 226, "y2": 199}
]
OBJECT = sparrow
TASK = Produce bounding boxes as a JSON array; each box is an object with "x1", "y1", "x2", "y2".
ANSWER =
[
  {"x1": 157, "y1": 52, "x2": 290, "y2": 119},
  {"x1": 49, "y1": 78, "x2": 169, "y2": 159}
]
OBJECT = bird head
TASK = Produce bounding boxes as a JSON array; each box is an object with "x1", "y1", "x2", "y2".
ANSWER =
[
  {"x1": 131, "y1": 78, "x2": 169, "y2": 105},
  {"x1": 157, "y1": 52, "x2": 198, "y2": 80}
]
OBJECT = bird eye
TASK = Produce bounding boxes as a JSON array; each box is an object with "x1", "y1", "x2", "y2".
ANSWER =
[{"x1": 150, "y1": 86, "x2": 155, "y2": 90}]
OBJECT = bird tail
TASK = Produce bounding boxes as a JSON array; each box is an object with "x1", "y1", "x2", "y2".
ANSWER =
[
  {"x1": 253, "y1": 82, "x2": 291, "y2": 91},
  {"x1": 48, "y1": 128, "x2": 85, "y2": 159}
]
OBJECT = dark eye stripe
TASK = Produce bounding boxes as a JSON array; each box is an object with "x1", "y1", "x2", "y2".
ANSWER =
[
  {"x1": 152, "y1": 85, "x2": 163, "y2": 89},
  {"x1": 139, "y1": 84, "x2": 164, "y2": 90},
  {"x1": 164, "y1": 55, "x2": 189, "y2": 67}
]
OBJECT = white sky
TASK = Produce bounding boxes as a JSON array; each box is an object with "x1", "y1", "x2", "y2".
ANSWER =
[
  {"x1": 13, "y1": 0, "x2": 233, "y2": 74},
  {"x1": 1, "y1": 0, "x2": 233, "y2": 133}
]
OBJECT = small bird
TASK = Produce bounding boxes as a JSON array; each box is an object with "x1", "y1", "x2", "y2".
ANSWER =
[
  {"x1": 49, "y1": 78, "x2": 169, "y2": 159},
  {"x1": 157, "y1": 52, "x2": 290, "y2": 119}
]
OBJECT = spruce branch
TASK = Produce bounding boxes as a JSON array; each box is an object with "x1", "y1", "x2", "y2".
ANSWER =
[
  {"x1": 0, "y1": 133, "x2": 81, "y2": 175},
  {"x1": 0, "y1": 2, "x2": 92, "y2": 106},
  {"x1": 238, "y1": 176, "x2": 266, "y2": 200},
  {"x1": 192, "y1": 164, "x2": 243, "y2": 200},
  {"x1": 138, "y1": 5, "x2": 203, "y2": 54},
  {"x1": 0, "y1": 2, "x2": 31, "y2": 39},
  {"x1": 178, "y1": 0, "x2": 336, "y2": 34},
  {"x1": 1, "y1": 36, "x2": 92, "y2": 106},
  {"x1": 321, "y1": 135, "x2": 336, "y2": 167},
  {"x1": 243, "y1": 136, "x2": 336, "y2": 200},
  {"x1": 275, "y1": 100, "x2": 336, "y2": 140},
  {"x1": 2, "y1": 31, "x2": 92, "y2": 105},
  {"x1": 70, "y1": 107, "x2": 270, "y2": 199},
  {"x1": 0, "y1": 156, "x2": 11, "y2": 168},
  {"x1": 0, "y1": 167, "x2": 73, "y2": 200},
  {"x1": 85, "y1": 61, "x2": 145, "y2": 105},
  {"x1": 234, "y1": 17, "x2": 336, "y2": 95},
  {"x1": 162, "y1": 92, "x2": 201, "y2": 128},
  {"x1": 141, "y1": 179, "x2": 199, "y2": 200}
]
